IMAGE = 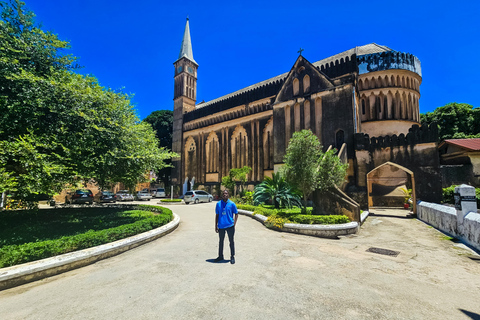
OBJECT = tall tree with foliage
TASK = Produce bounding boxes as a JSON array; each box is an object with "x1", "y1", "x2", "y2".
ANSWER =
[
  {"x1": 143, "y1": 110, "x2": 174, "y2": 187},
  {"x1": 0, "y1": 0, "x2": 176, "y2": 205},
  {"x1": 421, "y1": 102, "x2": 480, "y2": 140},
  {"x1": 283, "y1": 130, "x2": 348, "y2": 213},
  {"x1": 221, "y1": 166, "x2": 251, "y2": 196}
]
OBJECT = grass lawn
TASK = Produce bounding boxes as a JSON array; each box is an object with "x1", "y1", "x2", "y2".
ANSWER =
[{"x1": 0, "y1": 205, "x2": 172, "y2": 268}]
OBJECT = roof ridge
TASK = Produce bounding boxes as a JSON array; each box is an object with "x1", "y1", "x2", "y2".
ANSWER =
[{"x1": 195, "y1": 43, "x2": 392, "y2": 110}]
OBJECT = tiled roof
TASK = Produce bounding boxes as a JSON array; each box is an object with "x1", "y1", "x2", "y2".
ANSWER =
[
  {"x1": 442, "y1": 138, "x2": 480, "y2": 151},
  {"x1": 195, "y1": 43, "x2": 393, "y2": 110},
  {"x1": 356, "y1": 43, "x2": 392, "y2": 55}
]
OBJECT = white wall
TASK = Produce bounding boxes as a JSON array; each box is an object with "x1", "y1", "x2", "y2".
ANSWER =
[{"x1": 417, "y1": 201, "x2": 480, "y2": 252}]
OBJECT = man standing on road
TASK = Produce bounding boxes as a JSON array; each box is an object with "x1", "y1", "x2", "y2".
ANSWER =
[{"x1": 215, "y1": 189, "x2": 238, "y2": 264}]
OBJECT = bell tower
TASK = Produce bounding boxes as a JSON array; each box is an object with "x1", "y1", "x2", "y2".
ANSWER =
[{"x1": 172, "y1": 18, "x2": 198, "y2": 187}]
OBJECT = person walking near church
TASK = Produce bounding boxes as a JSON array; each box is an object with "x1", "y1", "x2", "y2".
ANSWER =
[{"x1": 215, "y1": 189, "x2": 238, "y2": 264}]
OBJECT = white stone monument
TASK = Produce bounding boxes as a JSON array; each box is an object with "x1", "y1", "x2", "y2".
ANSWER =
[{"x1": 454, "y1": 184, "x2": 477, "y2": 234}]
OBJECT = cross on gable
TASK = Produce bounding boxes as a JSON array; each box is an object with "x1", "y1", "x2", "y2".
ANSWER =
[{"x1": 298, "y1": 48, "x2": 304, "y2": 56}]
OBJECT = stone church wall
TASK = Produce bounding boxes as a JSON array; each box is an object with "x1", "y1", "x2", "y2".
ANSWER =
[{"x1": 354, "y1": 124, "x2": 442, "y2": 204}]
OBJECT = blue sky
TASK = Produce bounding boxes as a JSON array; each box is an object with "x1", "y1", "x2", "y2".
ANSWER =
[{"x1": 24, "y1": 0, "x2": 480, "y2": 120}]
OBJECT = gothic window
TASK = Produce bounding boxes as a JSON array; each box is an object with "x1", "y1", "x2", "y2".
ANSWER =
[
  {"x1": 285, "y1": 105, "x2": 291, "y2": 145},
  {"x1": 294, "y1": 103, "x2": 301, "y2": 132},
  {"x1": 293, "y1": 78, "x2": 299, "y2": 96},
  {"x1": 303, "y1": 75, "x2": 310, "y2": 93},
  {"x1": 315, "y1": 98, "x2": 322, "y2": 142},
  {"x1": 206, "y1": 132, "x2": 219, "y2": 173},
  {"x1": 335, "y1": 130, "x2": 345, "y2": 150},
  {"x1": 184, "y1": 136, "x2": 197, "y2": 180},
  {"x1": 231, "y1": 125, "x2": 249, "y2": 170},
  {"x1": 304, "y1": 100, "x2": 311, "y2": 130},
  {"x1": 263, "y1": 118, "x2": 273, "y2": 170}
]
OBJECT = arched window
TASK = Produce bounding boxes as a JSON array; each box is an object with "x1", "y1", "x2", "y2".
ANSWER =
[
  {"x1": 231, "y1": 125, "x2": 248, "y2": 170},
  {"x1": 304, "y1": 100, "x2": 311, "y2": 130},
  {"x1": 294, "y1": 103, "x2": 301, "y2": 132},
  {"x1": 184, "y1": 136, "x2": 197, "y2": 181},
  {"x1": 263, "y1": 118, "x2": 274, "y2": 170},
  {"x1": 205, "y1": 132, "x2": 219, "y2": 173},
  {"x1": 285, "y1": 105, "x2": 291, "y2": 145},
  {"x1": 293, "y1": 78, "x2": 299, "y2": 96},
  {"x1": 335, "y1": 130, "x2": 345, "y2": 150},
  {"x1": 315, "y1": 98, "x2": 322, "y2": 141},
  {"x1": 303, "y1": 75, "x2": 310, "y2": 93}
]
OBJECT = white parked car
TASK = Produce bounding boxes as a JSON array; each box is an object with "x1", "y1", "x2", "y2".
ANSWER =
[
  {"x1": 184, "y1": 190, "x2": 213, "y2": 204},
  {"x1": 136, "y1": 191, "x2": 152, "y2": 201},
  {"x1": 152, "y1": 188, "x2": 166, "y2": 198}
]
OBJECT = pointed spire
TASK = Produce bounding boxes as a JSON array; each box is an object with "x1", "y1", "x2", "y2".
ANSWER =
[{"x1": 177, "y1": 18, "x2": 197, "y2": 65}]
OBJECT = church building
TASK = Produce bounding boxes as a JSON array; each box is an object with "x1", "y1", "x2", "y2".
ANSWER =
[{"x1": 171, "y1": 19, "x2": 442, "y2": 207}]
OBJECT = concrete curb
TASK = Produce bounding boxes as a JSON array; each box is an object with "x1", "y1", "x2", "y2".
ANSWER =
[
  {"x1": 238, "y1": 209, "x2": 359, "y2": 238},
  {"x1": 0, "y1": 213, "x2": 180, "y2": 291}
]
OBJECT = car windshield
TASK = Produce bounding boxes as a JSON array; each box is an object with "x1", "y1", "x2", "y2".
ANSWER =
[
  {"x1": 158, "y1": 189, "x2": 165, "y2": 192},
  {"x1": 76, "y1": 190, "x2": 91, "y2": 194},
  {"x1": 185, "y1": 191, "x2": 193, "y2": 195},
  {"x1": 102, "y1": 192, "x2": 114, "y2": 196},
  {"x1": 118, "y1": 190, "x2": 129, "y2": 194}
]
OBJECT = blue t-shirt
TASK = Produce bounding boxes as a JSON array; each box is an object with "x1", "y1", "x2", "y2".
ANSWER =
[{"x1": 216, "y1": 199, "x2": 238, "y2": 229}]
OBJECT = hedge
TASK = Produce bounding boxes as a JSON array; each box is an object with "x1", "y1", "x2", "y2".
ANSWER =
[
  {"x1": 237, "y1": 204, "x2": 350, "y2": 227},
  {"x1": 0, "y1": 205, "x2": 172, "y2": 268}
]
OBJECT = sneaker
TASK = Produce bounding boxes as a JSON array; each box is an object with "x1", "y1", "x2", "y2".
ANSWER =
[
  {"x1": 214, "y1": 256, "x2": 224, "y2": 262},
  {"x1": 230, "y1": 256, "x2": 235, "y2": 264}
]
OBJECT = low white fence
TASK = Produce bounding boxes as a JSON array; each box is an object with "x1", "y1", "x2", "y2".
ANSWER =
[{"x1": 417, "y1": 201, "x2": 480, "y2": 252}]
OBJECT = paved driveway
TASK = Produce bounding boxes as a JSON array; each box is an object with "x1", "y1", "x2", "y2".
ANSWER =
[{"x1": 1, "y1": 203, "x2": 480, "y2": 319}]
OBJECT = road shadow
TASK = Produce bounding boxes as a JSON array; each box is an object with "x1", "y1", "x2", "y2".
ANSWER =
[
  {"x1": 369, "y1": 208, "x2": 415, "y2": 219},
  {"x1": 459, "y1": 309, "x2": 480, "y2": 320},
  {"x1": 369, "y1": 212, "x2": 414, "y2": 220},
  {"x1": 205, "y1": 258, "x2": 230, "y2": 264}
]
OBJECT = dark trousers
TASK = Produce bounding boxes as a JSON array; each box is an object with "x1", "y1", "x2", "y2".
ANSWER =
[{"x1": 218, "y1": 225, "x2": 235, "y2": 257}]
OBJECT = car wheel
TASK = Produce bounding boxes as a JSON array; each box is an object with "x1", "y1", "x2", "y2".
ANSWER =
[
  {"x1": 209, "y1": 197, "x2": 212, "y2": 202},
  {"x1": 194, "y1": 198, "x2": 199, "y2": 204},
  {"x1": 147, "y1": 199, "x2": 151, "y2": 201},
  {"x1": 185, "y1": 202, "x2": 190, "y2": 205}
]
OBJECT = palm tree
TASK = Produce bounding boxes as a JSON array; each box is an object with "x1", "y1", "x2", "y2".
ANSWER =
[{"x1": 253, "y1": 172, "x2": 301, "y2": 209}]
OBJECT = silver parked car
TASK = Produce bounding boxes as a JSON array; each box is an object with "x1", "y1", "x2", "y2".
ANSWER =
[
  {"x1": 152, "y1": 188, "x2": 166, "y2": 198},
  {"x1": 116, "y1": 190, "x2": 134, "y2": 201},
  {"x1": 136, "y1": 191, "x2": 152, "y2": 201},
  {"x1": 184, "y1": 190, "x2": 213, "y2": 204}
]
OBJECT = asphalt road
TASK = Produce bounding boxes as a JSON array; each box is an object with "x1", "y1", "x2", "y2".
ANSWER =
[{"x1": 1, "y1": 202, "x2": 480, "y2": 319}]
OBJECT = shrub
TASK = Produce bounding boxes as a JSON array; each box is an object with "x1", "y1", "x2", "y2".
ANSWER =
[
  {"x1": 442, "y1": 185, "x2": 457, "y2": 204},
  {"x1": 160, "y1": 199, "x2": 182, "y2": 202},
  {"x1": 288, "y1": 214, "x2": 350, "y2": 225},
  {"x1": 442, "y1": 185, "x2": 480, "y2": 206},
  {"x1": 0, "y1": 205, "x2": 173, "y2": 267},
  {"x1": 236, "y1": 204, "x2": 350, "y2": 225},
  {"x1": 265, "y1": 216, "x2": 289, "y2": 229}
]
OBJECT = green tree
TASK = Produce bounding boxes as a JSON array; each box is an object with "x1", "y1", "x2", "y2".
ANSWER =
[
  {"x1": 421, "y1": 102, "x2": 480, "y2": 140},
  {"x1": 230, "y1": 166, "x2": 251, "y2": 196},
  {"x1": 143, "y1": 110, "x2": 174, "y2": 187},
  {"x1": 143, "y1": 110, "x2": 173, "y2": 149},
  {"x1": 0, "y1": 1, "x2": 176, "y2": 205},
  {"x1": 283, "y1": 130, "x2": 347, "y2": 213},
  {"x1": 220, "y1": 166, "x2": 251, "y2": 196},
  {"x1": 221, "y1": 175, "x2": 235, "y2": 196},
  {"x1": 253, "y1": 172, "x2": 301, "y2": 209}
]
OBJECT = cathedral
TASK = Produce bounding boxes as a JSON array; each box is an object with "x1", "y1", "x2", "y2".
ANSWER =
[{"x1": 171, "y1": 19, "x2": 441, "y2": 209}]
